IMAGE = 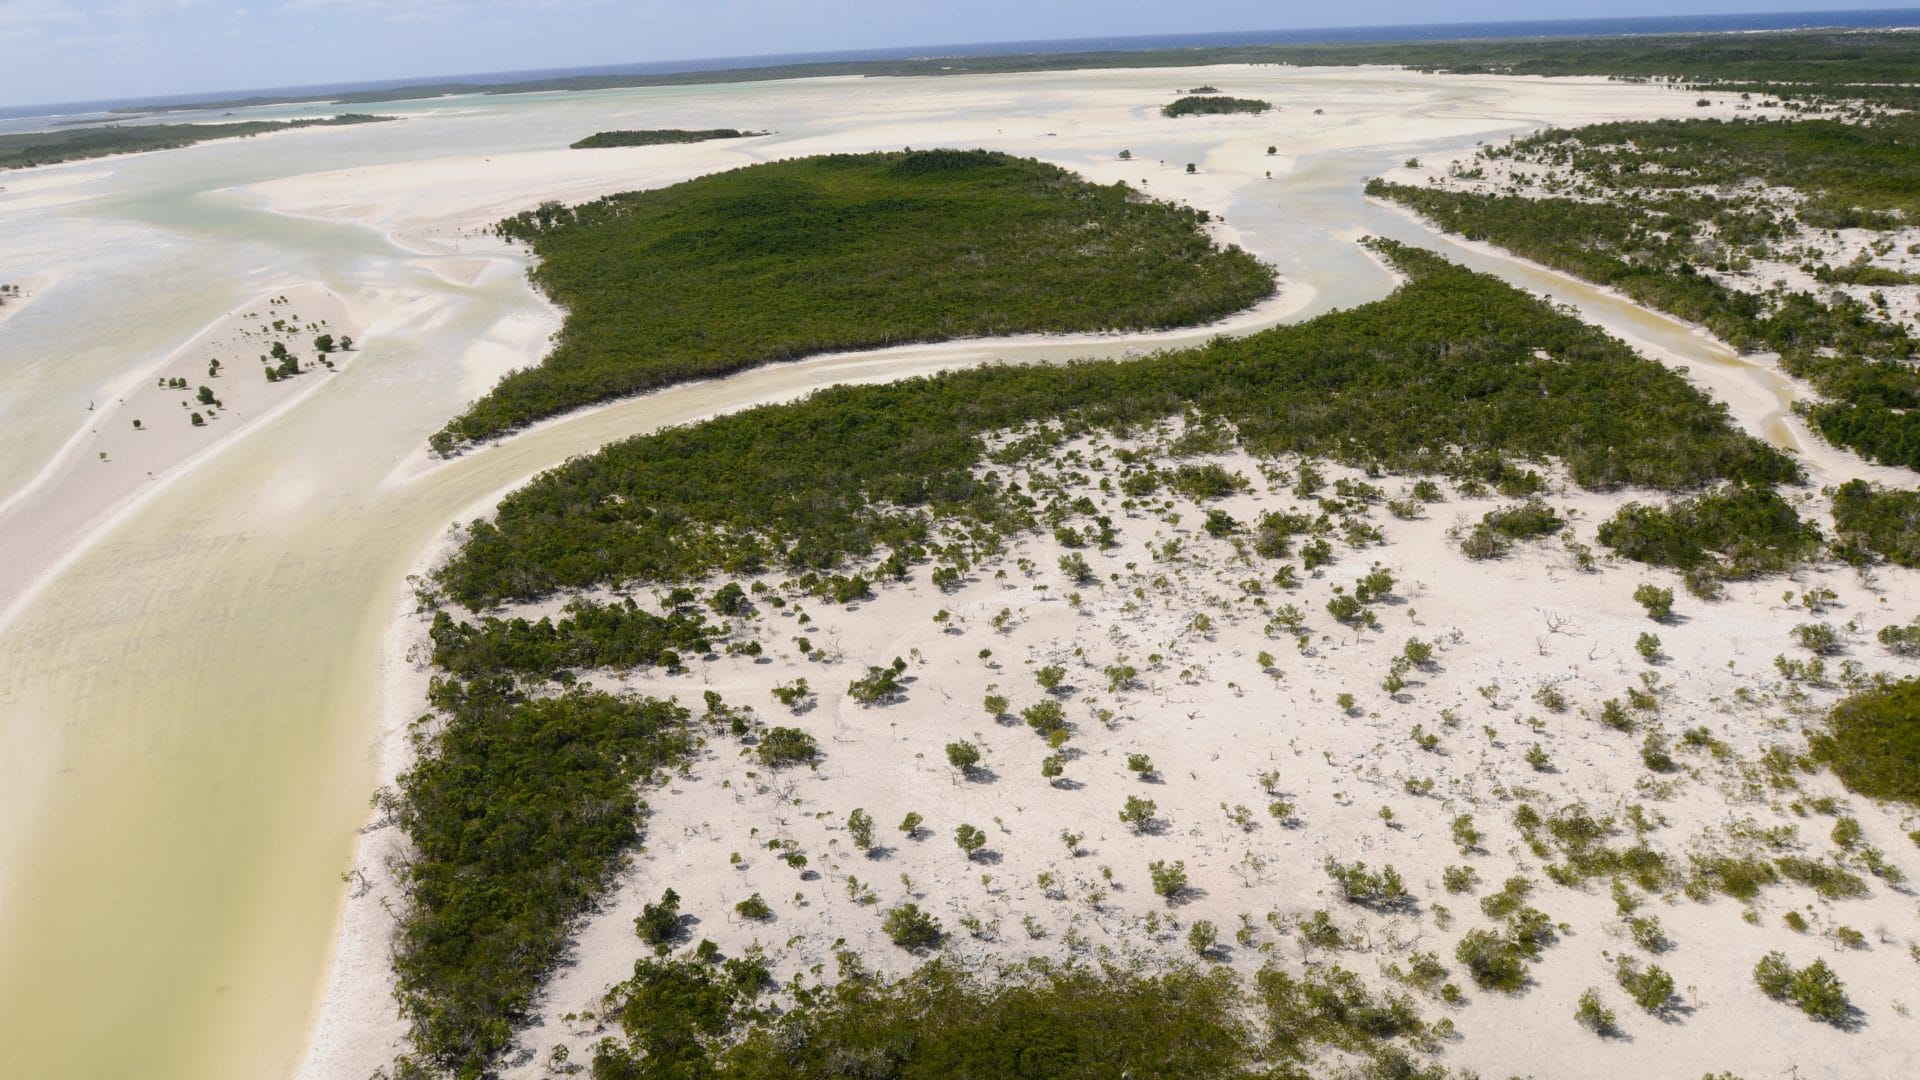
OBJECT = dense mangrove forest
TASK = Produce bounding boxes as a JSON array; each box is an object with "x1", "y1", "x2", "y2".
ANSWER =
[{"x1": 435, "y1": 149, "x2": 1274, "y2": 448}]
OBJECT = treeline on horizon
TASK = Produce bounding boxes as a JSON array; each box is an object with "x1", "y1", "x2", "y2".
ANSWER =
[
  {"x1": 116, "y1": 28, "x2": 1920, "y2": 116},
  {"x1": 0, "y1": 114, "x2": 389, "y2": 171},
  {"x1": 1369, "y1": 114, "x2": 1920, "y2": 481},
  {"x1": 434, "y1": 148, "x2": 1273, "y2": 449}
]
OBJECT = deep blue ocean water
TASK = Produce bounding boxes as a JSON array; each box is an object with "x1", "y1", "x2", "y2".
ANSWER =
[{"x1": 5, "y1": 7, "x2": 1917, "y2": 125}]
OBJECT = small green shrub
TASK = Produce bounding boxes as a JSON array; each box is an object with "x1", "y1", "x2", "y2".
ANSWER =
[
  {"x1": 1120, "y1": 795, "x2": 1159, "y2": 833},
  {"x1": 1574, "y1": 988, "x2": 1616, "y2": 1034},
  {"x1": 1148, "y1": 859, "x2": 1189, "y2": 900},
  {"x1": 954, "y1": 823, "x2": 987, "y2": 859},
  {"x1": 1455, "y1": 929, "x2": 1527, "y2": 992},
  {"x1": 1754, "y1": 952, "x2": 1850, "y2": 1022},
  {"x1": 756, "y1": 726, "x2": 819, "y2": 767},
  {"x1": 634, "y1": 888, "x2": 682, "y2": 946},
  {"x1": 882, "y1": 902, "x2": 943, "y2": 950},
  {"x1": 1633, "y1": 584, "x2": 1674, "y2": 621},
  {"x1": 1615, "y1": 956, "x2": 1676, "y2": 1013}
]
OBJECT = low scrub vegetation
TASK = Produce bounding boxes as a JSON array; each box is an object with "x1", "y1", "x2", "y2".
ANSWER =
[
  {"x1": 438, "y1": 244, "x2": 1793, "y2": 606},
  {"x1": 438, "y1": 149, "x2": 1273, "y2": 447},
  {"x1": 1812, "y1": 676, "x2": 1920, "y2": 805}
]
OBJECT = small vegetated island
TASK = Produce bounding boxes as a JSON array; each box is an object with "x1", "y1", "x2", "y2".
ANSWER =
[
  {"x1": 0, "y1": 114, "x2": 389, "y2": 170},
  {"x1": 569, "y1": 128, "x2": 764, "y2": 149},
  {"x1": 433, "y1": 149, "x2": 1271, "y2": 449},
  {"x1": 1161, "y1": 94, "x2": 1272, "y2": 118}
]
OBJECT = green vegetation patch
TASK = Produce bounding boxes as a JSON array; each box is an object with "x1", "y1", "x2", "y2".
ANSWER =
[
  {"x1": 427, "y1": 597, "x2": 715, "y2": 677},
  {"x1": 438, "y1": 242, "x2": 1795, "y2": 606},
  {"x1": 1495, "y1": 117, "x2": 1920, "y2": 221},
  {"x1": 1832, "y1": 479, "x2": 1920, "y2": 567},
  {"x1": 1596, "y1": 485, "x2": 1821, "y2": 579},
  {"x1": 0, "y1": 114, "x2": 388, "y2": 170},
  {"x1": 1162, "y1": 95, "x2": 1272, "y2": 118},
  {"x1": 1370, "y1": 117, "x2": 1920, "y2": 472},
  {"x1": 389, "y1": 680, "x2": 694, "y2": 1074},
  {"x1": 437, "y1": 149, "x2": 1274, "y2": 447},
  {"x1": 588, "y1": 955, "x2": 1446, "y2": 1079},
  {"x1": 1811, "y1": 677, "x2": 1920, "y2": 806},
  {"x1": 569, "y1": 128, "x2": 759, "y2": 149}
]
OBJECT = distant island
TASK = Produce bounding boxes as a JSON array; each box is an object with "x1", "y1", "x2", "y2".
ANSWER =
[
  {"x1": 1162, "y1": 95, "x2": 1272, "y2": 118},
  {"x1": 569, "y1": 128, "x2": 763, "y2": 149},
  {"x1": 0, "y1": 114, "x2": 392, "y2": 171}
]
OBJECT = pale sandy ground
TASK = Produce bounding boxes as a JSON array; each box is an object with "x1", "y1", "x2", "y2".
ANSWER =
[
  {"x1": 371, "y1": 434, "x2": 1920, "y2": 1080},
  {"x1": 0, "y1": 274, "x2": 48, "y2": 328},
  {"x1": 0, "y1": 284, "x2": 360, "y2": 613},
  {"x1": 280, "y1": 71, "x2": 1920, "y2": 1080}
]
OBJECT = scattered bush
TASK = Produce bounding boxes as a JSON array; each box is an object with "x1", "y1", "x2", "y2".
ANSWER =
[
  {"x1": 1754, "y1": 952, "x2": 1850, "y2": 1023},
  {"x1": 882, "y1": 902, "x2": 943, "y2": 950},
  {"x1": 1120, "y1": 795, "x2": 1159, "y2": 833},
  {"x1": 1324, "y1": 858, "x2": 1413, "y2": 910},
  {"x1": 1149, "y1": 859, "x2": 1189, "y2": 900},
  {"x1": 1574, "y1": 988, "x2": 1617, "y2": 1034},
  {"x1": 634, "y1": 888, "x2": 683, "y2": 946},
  {"x1": 1455, "y1": 929, "x2": 1528, "y2": 992},
  {"x1": 1615, "y1": 956, "x2": 1676, "y2": 1013},
  {"x1": 1633, "y1": 584, "x2": 1675, "y2": 621},
  {"x1": 954, "y1": 823, "x2": 987, "y2": 859},
  {"x1": 846, "y1": 808, "x2": 875, "y2": 851},
  {"x1": 756, "y1": 726, "x2": 819, "y2": 767},
  {"x1": 944, "y1": 740, "x2": 982, "y2": 777}
]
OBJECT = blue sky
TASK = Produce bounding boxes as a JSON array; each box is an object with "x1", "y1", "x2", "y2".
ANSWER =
[{"x1": 2, "y1": 1, "x2": 1914, "y2": 107}]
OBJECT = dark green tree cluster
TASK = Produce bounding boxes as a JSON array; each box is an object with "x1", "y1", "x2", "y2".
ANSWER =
[
  {"x1": 1811, "y1": 676, "x2": 1920, "y2": 806},
  {"x1": 585, "y1": 955, "x2": 1449, "y2": 1079},
  {"x1": 388, "y1": 679, "x2": 694, "y2": 1074},
  {"x1": 427, "y1": 597, "x2": 716, "y2": 677},
  {"x1": 1831, "y1": 479, "x2": 1920, "y2": 567},
  {"x1": 437, "y1": 150, "x2": 1273, "y2": 448},
  {"x1": 570, "y1": 128, "x2": 759, "y2": 149},
  {"x1": 1596, "y1": 485, "x2": 1821, "y2": 580},
  {"x1": 1161, "y1": 95, "x2": 1272, "y2": 117},
  {"x1": 437, "y1": 242, "x2": 1794, "y2": 607},
  {"x1": 0, "y1": 114, "x2": 388, "y2": 170}
]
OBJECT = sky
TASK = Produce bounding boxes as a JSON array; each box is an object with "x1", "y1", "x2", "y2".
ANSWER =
[{"x1": 2, "y1": 0, "x2": 1915, "y2": 108}]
